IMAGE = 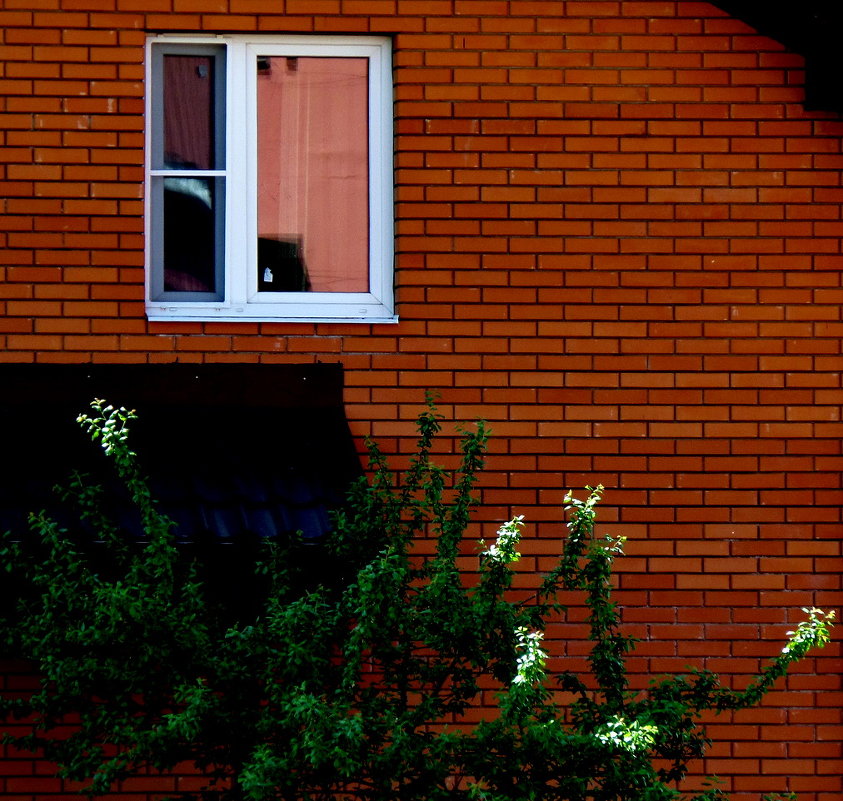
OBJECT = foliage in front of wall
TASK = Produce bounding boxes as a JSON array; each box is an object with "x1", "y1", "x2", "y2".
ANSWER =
[{"x1": 0, "y1": 399, "x2": 833, "y2": 801}]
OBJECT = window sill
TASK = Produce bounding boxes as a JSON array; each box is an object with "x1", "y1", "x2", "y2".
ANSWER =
[{"x1": 146, "y1": 308, "x2": 399, "y2": 324}]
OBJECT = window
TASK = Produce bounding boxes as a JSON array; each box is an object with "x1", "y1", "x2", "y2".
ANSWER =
[{"x1": 145, "y1": 35, "x2": 395, "y2": 322}]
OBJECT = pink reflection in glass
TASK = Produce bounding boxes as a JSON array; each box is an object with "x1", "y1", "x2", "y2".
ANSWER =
[
  {"x1": 257, "y1": 56, "x2": 369, "y2": 293},
  {"x1": 164, "y1": 55, "x2": 215, "y2": 170}
]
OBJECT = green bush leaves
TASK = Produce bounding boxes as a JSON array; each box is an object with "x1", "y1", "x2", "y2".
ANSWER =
[{"x1": 0, "y1": 399, "x2": 832, "y2": 801}]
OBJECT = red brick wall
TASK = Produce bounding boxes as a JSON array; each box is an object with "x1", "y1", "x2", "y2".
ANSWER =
[{"x1": 1, "y1": 1, "x2": 841, "y2": 800}]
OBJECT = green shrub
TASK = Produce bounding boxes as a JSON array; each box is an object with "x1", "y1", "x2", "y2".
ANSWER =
[{"x1": 0, "y1": 399, "x2": 833, "y2": 801}]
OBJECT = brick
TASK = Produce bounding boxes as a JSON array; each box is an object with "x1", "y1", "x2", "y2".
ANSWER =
[{"x1": 1, "y1": 4, "x2": 842, "y2": 799}]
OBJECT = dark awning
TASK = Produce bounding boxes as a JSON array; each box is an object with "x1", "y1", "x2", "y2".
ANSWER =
[{"x1": 0, "y1": 364, "x2": 362, "y2": 545}]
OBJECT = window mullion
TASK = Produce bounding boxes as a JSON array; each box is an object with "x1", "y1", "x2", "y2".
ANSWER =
[
  {"x1": 226, "y1": 41, "x2": 250, "y2": 308},
  {"x1": 244, "y1": 43, "x2": 259, "y2": 305}
]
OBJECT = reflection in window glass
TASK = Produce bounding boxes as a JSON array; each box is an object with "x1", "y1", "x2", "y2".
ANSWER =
[
  {"x1": 256, "y1": 56, "x2": 370, "y2": 293},
  {"x1": 163, "y1": 177, "x2": 219, "y2": 293},
  {"x1": 164, "y1": 55, "x2": 216, "y2": 170}
]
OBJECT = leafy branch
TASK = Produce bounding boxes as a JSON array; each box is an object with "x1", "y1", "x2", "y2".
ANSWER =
[{"x1": 0, "y1": 399, "x2": 832, "y2": 801}]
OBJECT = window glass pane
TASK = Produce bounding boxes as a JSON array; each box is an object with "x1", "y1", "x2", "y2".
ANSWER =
[
  {"x1": 256, "y1": 56, "x2": 370, "y2": 293},
  {"x1": 164, "y1": 55, "x2": 216, "y2": 170},
  {"x1": 163, "y1": 176, "x2": 221, "y2": 294}
]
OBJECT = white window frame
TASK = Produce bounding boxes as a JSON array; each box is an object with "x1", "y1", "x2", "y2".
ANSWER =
[{"x1": 145, "y1": 34, "x2": 396, "y2": 323}]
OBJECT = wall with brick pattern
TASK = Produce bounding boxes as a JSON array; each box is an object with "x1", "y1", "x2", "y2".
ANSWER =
[{"x1": 0, "y1": 1, "x2": 841, "y2": 799}]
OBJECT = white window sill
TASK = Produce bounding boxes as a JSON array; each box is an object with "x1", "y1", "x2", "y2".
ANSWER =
[{"x1": 146, "y1": 307, "x2": 399, "y2": 324}]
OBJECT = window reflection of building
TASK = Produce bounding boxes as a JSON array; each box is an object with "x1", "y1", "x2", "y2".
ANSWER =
[
  {"x1": 161, "y1": 54, "x2": 219, "y2": 294},
  {"x1": 164, "y1": 178, "x2": 217, "y2": 293},
  {"x1": 256, "y1": 56, "x2": 370, "y2": 294}
]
